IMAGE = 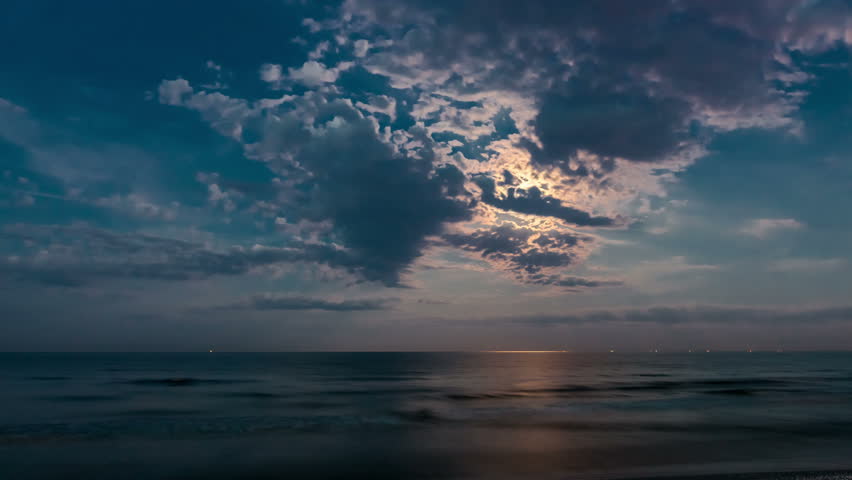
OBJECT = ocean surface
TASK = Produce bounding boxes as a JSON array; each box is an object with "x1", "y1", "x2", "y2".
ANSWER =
[{"x1": 2, "y1": 352, "x2": 852, "y2": 479}]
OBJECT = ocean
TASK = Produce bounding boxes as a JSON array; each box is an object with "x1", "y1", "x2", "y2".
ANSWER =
[{"x1": 2, "y1": 352, "x2": 852, "y2": 479}]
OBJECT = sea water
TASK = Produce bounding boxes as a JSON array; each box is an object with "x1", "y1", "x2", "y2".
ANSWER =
[{"x1": 2, "y1": 352, "x2": 852, "y2": 479}]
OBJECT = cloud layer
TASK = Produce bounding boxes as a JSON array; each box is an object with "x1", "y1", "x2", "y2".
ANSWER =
[{"x1": 1, "y1": 0, "x2": 851, "y2": 350}]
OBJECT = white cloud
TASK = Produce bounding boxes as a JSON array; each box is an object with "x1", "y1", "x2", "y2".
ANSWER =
[
  {"x1": 622, "y1": 256, "x2": 721, "y2": 294},
  {"x1": 308, "y1": 41, "x2": 331, "y2": 60},
  {"x1": 259, "y1": 63, "x2": 283, "y2": 83},
  {"x1": 302, "y1": 18, "x2": 322, "y2": 33},
  {"x1": 0, "y1": 97, "x2": 26, "y2": 114},
  {"x1": 158, "y1": 79, "x2": 252, "y2": 139},
  {"x1": 94, "y1": 194, "x2": 179, "y2": 221},
  {"x1": 196, "y1": 172, "x2": 239, "y2": 212},
  {"x1": 157, "y1": 78, "x2": 193, "y2": 106},
  {"x1": 741, "y1": 218, "x2": 804, "y2": 238},
  {"x1": 287, "y1": 61, "x2": 351, "y2": 87},
  {"x1": 353, "y1": 39, "x2": 370, "y2": 57},
  {"x1": 768, "y1": 258, "x2": 847, "y2": 273},
  {"x1": 354, "y1": 94, "x2": 397, "y2": 121}
]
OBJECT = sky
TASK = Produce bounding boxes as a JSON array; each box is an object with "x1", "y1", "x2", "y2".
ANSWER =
[{"x1": 1, "y1": 0, "x2": 852, "y2": 351}]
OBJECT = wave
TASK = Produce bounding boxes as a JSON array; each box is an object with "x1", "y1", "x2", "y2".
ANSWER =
[
  {"x1": 445, "y1": 392, "x2": 527, "y2": 400},
  {"x1": 439, "y1": 376, "x2": 843, "y2": 403},
  {"x1": 44, "y1": 394, "x2": 124, "y2": 402},
  {"x1": 120, "y1": 378, "x2": 256, "y2": 387},
  {"x1": 0, "y1": 414, "x2": 413, "y2": 444},
  {"x1": 219, "y1": 391, "x2": 286, "y2": 399},
  {"x1": 318, "y1": 387, "x2": 437, "y2": 396}
]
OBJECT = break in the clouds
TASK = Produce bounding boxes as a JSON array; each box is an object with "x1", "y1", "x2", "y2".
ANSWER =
[{"x1": 1, "y1": 0, "x2": 852, "y2": 350}]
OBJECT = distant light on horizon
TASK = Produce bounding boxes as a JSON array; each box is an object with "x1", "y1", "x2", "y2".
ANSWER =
[{"x1": 483, "y1": 350, "x2": 569, "y2": 353}]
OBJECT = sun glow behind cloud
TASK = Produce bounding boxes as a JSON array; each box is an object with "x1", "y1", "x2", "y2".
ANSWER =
[{"x1": 1, "y1": 0, "x2": 852, "y2": 350}]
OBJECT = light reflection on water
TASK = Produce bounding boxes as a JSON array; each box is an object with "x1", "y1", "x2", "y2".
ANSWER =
[{"x1": 1, "y1": 352, "x2": 852, "y2": 479}]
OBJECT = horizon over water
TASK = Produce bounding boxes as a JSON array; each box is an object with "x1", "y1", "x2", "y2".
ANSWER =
[{"x1": 3, "y1": 352, "x2": 852, "y2": 479}]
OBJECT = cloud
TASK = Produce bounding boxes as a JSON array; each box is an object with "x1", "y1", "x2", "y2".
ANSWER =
[
  {"x1": 331, "y1": 0, "x2": 835, "y2": 223},
  {"x1": 93, "y1": 194, "x2": 179, "y2": 221},
  {"x1": 342, "y1": 0, "x2": 813, "y2": 129},
  {"x1": 196, "y1": 172, "x2": 239, "y2": 212},
  {"x1": 443, "y1": 223, "x2": 578, "y2": 272},
  {"x1": 442, "y1": 223, "x2": 617, "y2": 288},
  {"x1": 158, "y1": 79, "x2": 252, "y2": 139},
  {"x1": 0, "y1": 224, "x2": 361, "y2": 287},
  {"x1": 741, "y1": 218, "x2": 804, "y2": 238},
  {"x1": 768, "y1": 258, "x2": 847, "y2": 273},
  {"x1": 149, "y1": 0, "x2": 849, "y2": 292},
  {"x1": 530, "y1": 84, "x2": 693, "y2": 166},
  {"x1": 157, "y1": 78, "x2": 193, "y2": 106},
  {"x1": 0, "y1": 97, "x2": 26, "y2": 114},
  {"x1": 161, "y1": 82, "x2": 477, "y2": 286},
  {"x1": 474, "y1": 176, "x2": 615, "y2": 227},
  {"x1": 353, "y1": 39, "x2": 370, "y2": 57},
  {"x1": 283, "y1": 115, "x2": 472, "y2": 285},
  {"x1": 259, "y1": 63, "x2": 283, "y2": 83},
  {"x1": 508, "y1": 304, "x2": 852, "y2": 327},
  {"x1": 354, "y1": 94, "x2": 396, "y2": 121},
  {"x1": 287, "y1": 60, "x2": 349, "y2": 87},
  {"x1": 525, "y1": 275, "x2": 622, "y2": 289},
  {"x1": 219, "y1": 293, "x2": 395, "y2": 311}
]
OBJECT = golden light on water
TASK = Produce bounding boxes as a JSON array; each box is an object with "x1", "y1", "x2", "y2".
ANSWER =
[{"x1": 482, "y1": 350, "x2": 569, "y2": 353}]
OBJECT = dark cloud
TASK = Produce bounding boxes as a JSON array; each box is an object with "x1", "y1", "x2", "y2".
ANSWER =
[
  {"x1": 442, "y1": 223, "x2": 614, "y2": 288},
  {"x1": 149, "y1": 0, "x2": 847, "y2": 292},
  {"x1": 157, "y1": 82, "x2": 497, "y2": 285},
  {"x1": 220, "y1": 293, "x2": 395, "y2": 311},
  {"x1": 473, "y1": 176, "x2": 615, "y2": 226},
  {"x1": 344, "y1": 0, "x2": 832, "y2": 162},
  {"x1": 530, "y1": 84, "x2": 693, "y2": 165},
  {"x1": 1, "y1": 102, "x2": 481, "y2": 290},
  {"x1": 499, "y1": 169, "x2": 520, "y2": 186},
  {"x1": 192, "y1": 95, "x2": 476, "y2": 286},
  {"x1": 346, "y1": 0, "x2": 805, "y2": 101},
  {"x1": 525, "y1": 274, "x2": 622, "y2": 289},
  {"x1": 510, "y1": 305, "x2": 852, "y2": 327}
]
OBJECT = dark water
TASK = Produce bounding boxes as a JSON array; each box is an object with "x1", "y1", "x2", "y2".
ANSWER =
[{"x1": 2, "y1": 353, "x2": 852, "y2": 479}]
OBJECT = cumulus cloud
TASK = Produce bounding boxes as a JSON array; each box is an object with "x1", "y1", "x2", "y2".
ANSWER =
[
  {"x1": 287, "y1": 60, "x2": 350, "y2": 87},
  {"x1": 159, "y1": 80, "x2": 477, "y2": 286},
  {"x1": 259, "y1": 63, "x2": 283, "y2": 83},
  {"x1": 342, "y1": 0, "x2": 812, "y2": 127},
  {"x1": 353, "y1": 39, "x2": 370, "y2": 57},
  {"x1": 196, "y1": 172, "x2": 239, "y2": 212},
  {"x1": 354, "y1": 94, "x2": 396, "y2": 121},
  {"x1": 331, "y1": 0, "x2": 836, "y2": 219},
  {"x1": 158, "y1": 79, "x2": 251, "y2": 139},
  {"x1": 150, "y1": 0, "x2": 849, "y2": 291},
  {"x1": 157, "y1": 78, "x2": 193, "y2": 106}
]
